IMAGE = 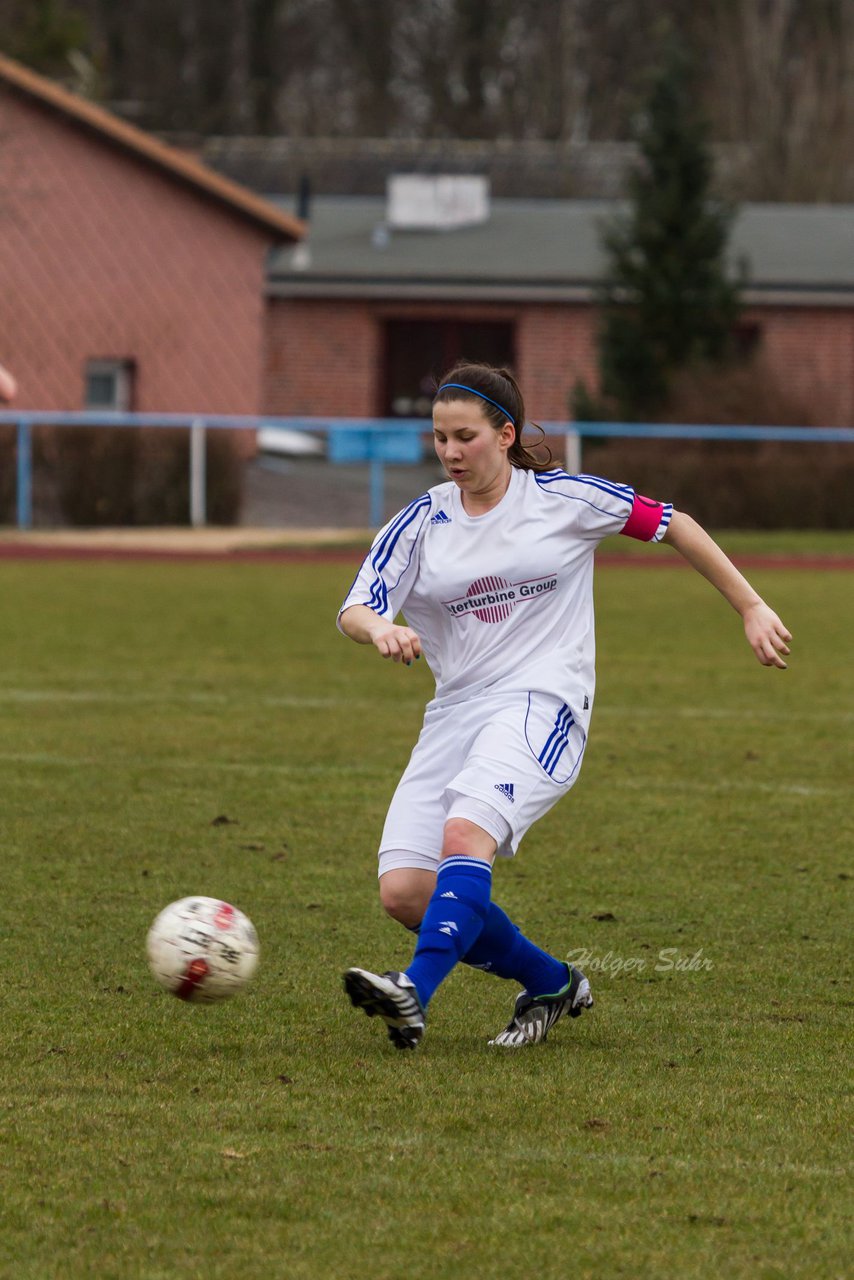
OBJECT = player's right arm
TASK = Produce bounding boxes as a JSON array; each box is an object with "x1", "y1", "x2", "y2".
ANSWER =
[
  {"x1": 339, "y1": 604, "x2": 422, "y2": 664},
  {"x1": 337, "y1": 492, "x2": 432, "y2": 663}
]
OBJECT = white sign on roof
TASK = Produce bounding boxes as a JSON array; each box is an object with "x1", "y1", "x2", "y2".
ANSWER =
[{"x1": 387, "y1": 174, "x2": 490, "y2": 230}]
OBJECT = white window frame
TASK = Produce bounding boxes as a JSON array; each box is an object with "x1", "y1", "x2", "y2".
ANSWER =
[{"x1": 84, "y1": 359, "x2": 135, "y2": 412}]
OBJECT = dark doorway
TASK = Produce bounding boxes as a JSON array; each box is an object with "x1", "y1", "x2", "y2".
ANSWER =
[{"x1": 382, "y1": 320, "x2": 515, "y2": 417}]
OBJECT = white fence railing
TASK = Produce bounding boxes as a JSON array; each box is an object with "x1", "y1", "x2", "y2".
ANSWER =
[{"x1": 2, "y1": 412, "x2": 853, "y2": 530}]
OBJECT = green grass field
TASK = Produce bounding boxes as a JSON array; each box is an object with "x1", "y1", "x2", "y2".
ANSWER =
[{"x1": 0, "y1": 536, "x2": 851, "y2": 1280}]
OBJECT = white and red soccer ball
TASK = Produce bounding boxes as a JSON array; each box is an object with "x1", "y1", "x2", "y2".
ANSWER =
[{"x1": 146, "y1": 897, "x2": 259, "y2": 1003}]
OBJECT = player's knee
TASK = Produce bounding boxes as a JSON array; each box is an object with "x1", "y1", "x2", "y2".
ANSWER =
[
  {"x1": 441, "y1": 817, "x2": 497, "y2": 862},
  {"x1": 379, "y1": 875, "x2": 432, "y2": 929}
]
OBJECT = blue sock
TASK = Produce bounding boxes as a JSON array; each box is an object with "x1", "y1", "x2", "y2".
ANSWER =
[
  {"x1": 404, "y1": 856, "x2": 492, "y2": 1008},
  {"x1": 462, "y1": 902, "x2": 569, "y2": 996}
]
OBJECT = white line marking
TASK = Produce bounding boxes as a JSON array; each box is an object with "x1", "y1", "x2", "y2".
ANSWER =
[
  {"x1": 0, "y1": 752, "x2": 380, "y2": 776},
  {"x1": 2, "y1": 691, "x2": 848, "y2": 724},
  {"x1": 614, "y1": 775, "x2": 843, "y2": 799},
  {"x1": 0, "y1": 689, "x2": 367, "y2": 709},
  {"x1": 597, "y1": 705, "x2": 854, "y2": 724},
  {"x1": 0, "y1": 753, "x2": 843, "y2": 794}
]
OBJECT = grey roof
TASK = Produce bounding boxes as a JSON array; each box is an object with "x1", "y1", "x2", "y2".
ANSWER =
[{"x1": 266, "y1": 197, "x2": 854, "y2": 305}]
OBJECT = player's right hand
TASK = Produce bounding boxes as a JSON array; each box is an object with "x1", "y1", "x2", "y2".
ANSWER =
[{"x1": 371, "y1": 622, "x2": 422, "y2": 665}]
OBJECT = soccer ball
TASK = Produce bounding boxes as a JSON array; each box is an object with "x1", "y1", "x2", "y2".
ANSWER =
[{"x1": 146, "y1": 897, "x2": 259, "y2": 1003}]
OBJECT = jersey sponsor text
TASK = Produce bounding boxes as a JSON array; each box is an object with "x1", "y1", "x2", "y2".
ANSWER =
[{"x1": 443, "y1": 573, "x2": 558, "y2": 623}]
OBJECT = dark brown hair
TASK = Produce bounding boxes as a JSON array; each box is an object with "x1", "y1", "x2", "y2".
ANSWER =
[{"x1": 432, "y1": 362, "x2": 552, "y2": 472}]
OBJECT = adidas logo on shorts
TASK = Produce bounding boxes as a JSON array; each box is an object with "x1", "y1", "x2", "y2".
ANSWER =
[{"x1": 494, "y1": 782, "x2": 515, "y2": 803}]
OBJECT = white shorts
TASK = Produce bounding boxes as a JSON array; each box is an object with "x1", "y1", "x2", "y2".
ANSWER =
[{"x1": 378, "y1": 689, "x2": 587, "y2": 877}]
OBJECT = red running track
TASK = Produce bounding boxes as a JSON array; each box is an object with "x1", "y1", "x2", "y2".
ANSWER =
[{"x1": 0, "y1": 543, "x2": 852, "y2": 570}]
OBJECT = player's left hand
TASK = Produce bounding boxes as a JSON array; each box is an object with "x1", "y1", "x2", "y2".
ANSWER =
[{"x1": 743, "y1": 603, "x2": 792, "y2": 669}]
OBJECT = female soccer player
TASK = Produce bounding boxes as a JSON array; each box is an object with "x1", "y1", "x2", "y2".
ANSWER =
[{"x1": 339, "y1": 363, "x2": 791, "y2": 1050}]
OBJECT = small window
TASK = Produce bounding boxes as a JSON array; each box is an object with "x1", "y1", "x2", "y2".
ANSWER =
[
  {"x1": 84, "y1": 359, "x2": 135, "y2": 411},
  {"x1": 732, "y1": 323, "x2": 761, "y2": 362}
]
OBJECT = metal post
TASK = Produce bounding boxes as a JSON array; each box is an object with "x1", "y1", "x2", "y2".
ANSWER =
[
  {"x1": 565, "y1": 427, "x2": 582, "y2": 476},
  {"x1": 190, "y1": 419, "x2": 207, "y2": 527},
  {"x1": 16, "y1": 419, "x2": 32, "y2": 530},
  {"x1": 369, "y1": 453, "x2": 384, "y2": 529}
]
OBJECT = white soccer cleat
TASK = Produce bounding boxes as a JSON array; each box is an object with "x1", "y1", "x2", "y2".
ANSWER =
[
  {"x1": 343, "y1": 967, "x2": 426, "y2": 1050},
  {"x1": 489, "y1": 965, "x2": 593, "y2": 1047}
]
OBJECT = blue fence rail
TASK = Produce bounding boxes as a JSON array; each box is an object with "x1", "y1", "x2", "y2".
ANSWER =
[{"x1": 2, "y1": 411, "x2": 854, "y2": 531}]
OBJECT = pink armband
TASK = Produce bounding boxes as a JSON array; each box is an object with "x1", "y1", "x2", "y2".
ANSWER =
[{"x1": 621, "y1": 493, "x2": 666, "y2": 542}]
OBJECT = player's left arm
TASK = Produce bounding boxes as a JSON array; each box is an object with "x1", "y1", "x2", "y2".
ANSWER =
[{"x1": 662, "y1": 509, "x2": 792, "y2": 669}]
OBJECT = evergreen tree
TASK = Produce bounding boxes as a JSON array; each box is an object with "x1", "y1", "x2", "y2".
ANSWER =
[
  {"x1": 575, "y1": 37, "x2": 741, "y2": 421},
  {"x1": 5, "y1": 0, "x2": 89, "y2": 80}
]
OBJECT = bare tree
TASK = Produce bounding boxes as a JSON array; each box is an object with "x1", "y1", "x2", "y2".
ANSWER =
[
  {"x1": 1, "y1": 0, "x2": 850, "y2": 198},
  {"x1": 227, "y1": 0, "x2": 253, "y2": 133},
  {"x1": 699, "y1": 0, "x2": 854, "y2": 200}
]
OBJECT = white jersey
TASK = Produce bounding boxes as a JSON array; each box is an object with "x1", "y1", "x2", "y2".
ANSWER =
[{"x1": 339, "y1": 467, "x2": 671, "y2": 726}]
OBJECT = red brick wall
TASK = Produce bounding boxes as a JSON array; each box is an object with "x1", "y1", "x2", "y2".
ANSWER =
[
  {"x1": 517, "y1": 305, "x2": 598, "y2": 420},
  {"x1": 265, "y1": 296, "x2": 853, "y2": 428},
  {"x1": 263, "y1": 298, "x2": 600, "y2": 420},
  {"x1": 0, "y1": 89, "x2": 274, "y2": 413},
  {"x1": 263, "y1": 299, "x2": 378, "y2": 415},
  {"x1": 747, "y1": 307, "x2": 854, "y2": 427}
]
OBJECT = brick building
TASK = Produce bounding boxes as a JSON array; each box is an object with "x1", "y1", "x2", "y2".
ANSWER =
[
  {"x1": 1, "y1": 52, "x2": 851, "y2": 435},
  {"x1": 0, "y1": 54, "x2": 303, "y2": 415},
  {"x1": 263, "y1": 184, "x2": 854, "y2": 427}
]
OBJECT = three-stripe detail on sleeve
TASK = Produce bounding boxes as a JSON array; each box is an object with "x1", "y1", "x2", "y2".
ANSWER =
[
  {"x1": 366, "y1": 493, "x2": 432, "y2": 614},
  {"x1": 539, "y1": 703, "x2": 575, "y2": 777},
  {"x1": 535, "y1": 470, "x2": 634, "y2": 506}
]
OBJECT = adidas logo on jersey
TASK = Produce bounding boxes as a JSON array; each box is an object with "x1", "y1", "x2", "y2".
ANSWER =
[
  {"x1": 430, "y1": 509, "x2": 452, "y2": 525},
  {"x1": 494, "y1": 782, "x2": 515, "y2": 803}
]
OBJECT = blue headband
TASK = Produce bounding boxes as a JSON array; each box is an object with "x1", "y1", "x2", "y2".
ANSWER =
[{"x1": 435, "y1": 382, "x2": 516, "y2": 425}]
